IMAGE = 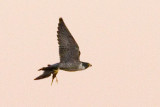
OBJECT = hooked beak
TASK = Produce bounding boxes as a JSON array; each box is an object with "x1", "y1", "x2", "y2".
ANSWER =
[{"x1": 89, "y1": 64, "x2": 92, "y2": 67}]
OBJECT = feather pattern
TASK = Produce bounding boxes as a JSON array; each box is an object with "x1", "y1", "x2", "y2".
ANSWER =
[{"x1": 57, "y1": 18, "x2": 80, "y2": 63}]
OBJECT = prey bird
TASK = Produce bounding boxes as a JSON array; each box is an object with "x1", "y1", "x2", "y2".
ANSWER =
[{"x1": 34, "y1": 18, "x2": 92, "y2": 85}]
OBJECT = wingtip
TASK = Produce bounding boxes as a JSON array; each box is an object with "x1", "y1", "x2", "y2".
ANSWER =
[
  {"x1": 34, "y1": 77, "x2": 39, "y2": 80},
  {"x1": 59, "y1": 17, "x2": 63, "y2": 21},
  {"x1": 34, "y1": 76, "x2": 43, "y2": 80}
]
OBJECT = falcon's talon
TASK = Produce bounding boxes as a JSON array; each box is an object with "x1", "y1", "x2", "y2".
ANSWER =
[
  {"x1": 56, "y1": 77, "x2": 58, "y2": 83},
  {"x1": 51, "y1": 78, "x2": 54, "y2": 86}
]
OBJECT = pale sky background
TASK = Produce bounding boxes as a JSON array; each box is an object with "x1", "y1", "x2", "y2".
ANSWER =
[{"x1": 0, "y1": 0, "x2": 160, "y2": 107}]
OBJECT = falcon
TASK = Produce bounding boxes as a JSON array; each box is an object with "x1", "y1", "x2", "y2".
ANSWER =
[{"x1": 34, "y1": 18, "x2": 92, "y2": 85}]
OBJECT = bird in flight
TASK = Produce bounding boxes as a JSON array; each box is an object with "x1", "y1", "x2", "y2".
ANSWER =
[{"x1": 34, "y1": 18, "x2": 92, "y2": 85}]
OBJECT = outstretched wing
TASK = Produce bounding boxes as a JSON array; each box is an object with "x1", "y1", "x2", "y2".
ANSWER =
[{"x1": 57, "y1": 18, "x2": 80, "y2": 63}]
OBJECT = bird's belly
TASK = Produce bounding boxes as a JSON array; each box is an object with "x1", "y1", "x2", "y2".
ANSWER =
[
  {"x1": 60, "y1": 67, "x2": 80, "y2": 72},
  {"x1": 59, "y1": 63, "x2": 82, "y2": 71}
]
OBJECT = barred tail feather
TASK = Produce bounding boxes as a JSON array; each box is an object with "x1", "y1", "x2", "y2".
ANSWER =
[
  {"x1": 34, "y1": 64, "x2": 59, "y2": 81},
  {"x1": 34, "y1": 71, "x2": 52, "y2": 80}
]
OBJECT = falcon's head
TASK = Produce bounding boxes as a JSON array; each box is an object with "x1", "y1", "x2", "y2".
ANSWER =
[{"x1": 82, "y1": 62, "x2": 92, "y2": 69}]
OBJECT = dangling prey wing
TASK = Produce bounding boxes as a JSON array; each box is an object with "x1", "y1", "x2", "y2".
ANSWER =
[{"x1": 57, "y1": 18, "x2": 80, "y2": 63}]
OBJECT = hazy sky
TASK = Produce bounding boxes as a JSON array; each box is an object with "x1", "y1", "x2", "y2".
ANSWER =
[{"x1": 0, "y1": 0, "x2": 160, "y2": 107}]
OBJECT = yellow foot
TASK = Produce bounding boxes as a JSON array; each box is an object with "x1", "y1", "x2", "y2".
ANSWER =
[
  {"x1": 56, "y1": 77, "x2": 58, "y2": 83},
  {"x1": 51, "y1": 69, "x2": 59, "y2": 86},
  {"x1": 51, "y1": 77, "x2": 54, "y2": 86}
]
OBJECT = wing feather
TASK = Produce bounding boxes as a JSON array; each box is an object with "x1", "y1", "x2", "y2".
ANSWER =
[{"x1": 57, "y1": 18, "x2": 80, "y2": 63}]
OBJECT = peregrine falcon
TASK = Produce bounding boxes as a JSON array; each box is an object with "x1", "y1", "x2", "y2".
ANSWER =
[{"x1": 34, "y1": 18, "x2": 92, "y2": 85}]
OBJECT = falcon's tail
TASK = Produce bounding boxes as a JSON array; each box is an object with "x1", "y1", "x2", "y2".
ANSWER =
[
  {"x1": 34, "y1": 70, "x2": 52, "y2": 80},
  {"x1": 34, "y1": 64, "x2": 59, "y2": 85}
]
